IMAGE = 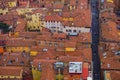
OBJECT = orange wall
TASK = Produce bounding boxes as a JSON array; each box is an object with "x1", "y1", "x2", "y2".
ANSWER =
[{"x1": 0, "y1": 47, "x2": 4, "y2": 53}]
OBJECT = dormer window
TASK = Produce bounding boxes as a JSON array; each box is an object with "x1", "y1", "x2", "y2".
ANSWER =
[
  {"x1": 20, "y1": 61, "x2": 24, "y2": 65},
  {"x1": 69, "y1": 29, "x2": 72, "y2": 32},
  {"x1": 54, "y1": 43, "x2": 58, "y2": 47},
  {"x1": 73, "y1": 30, "x2": 76, "y2": 32},
  {"x1": 38, "y1": 41, "x2": 41, "y2": 45},
  {"x1": 7, "y1": 60, "x2": 12, "y2": 64},
  {"x1": 49, "y1": 43, "x2": 52, "y2": 46}
]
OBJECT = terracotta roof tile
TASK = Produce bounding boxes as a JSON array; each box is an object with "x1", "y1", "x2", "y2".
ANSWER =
[
  {"x1": 74, "y1": 9, "x2": 91, "y2": 27},
  {"x1": 0, "y1": 66, "x2": 23, "y2": 76},
  {"x1": 45, "y1": 14, "x2": 62, "y2": 21},
  {"x1": 65, "y1": 41, "x2": 76, "y2": 48},
  {"x1": 59, "y1": 56, "x2": 83, "y2": 62},
  {"x1": 33, "y1": 59, "x2": 56, "y2": 80},
  {"x1": 0, "y1": 13, "x2": 14, "y2": 21},
  {"x1": 0, "y1": 52, "x2": 30, "y2": 66},
  {"x1": 52, "y1": 33, "x2": 67, "y2": 39},
  {"x1": 15, "y1": 18, "x2": 26, "y2": 32},
  {"x1": 99, "y1": 42, "x2": 120, "y2": 70},
  {"x1": 110, "y1": 71, "x2": 120, "y2": 80},
  {"x1": 19, "y1": 32, "x2": 40, "y2": 38},
  {"x1": 100, "y1": 11, "x2": 117, "y2": 20},
  {"x1": 101, "y1": 20, "x2": 119, "y2": 41},
  {"x1": 53, "y1": 3, "x2": 63, "y2": 9},
  {"x1": 77, "y1": 32, "x2": 92, "y2": 43},
  {"x1": 101, "y1": 57, "x2": 120, "y2": 70},
  {"x1": 0, "y1": 34, "x2": 9, "y2": 40},
  {"x1": 6, "y1": 38, "x2": 35, "y2": 47},
  {"x1": 70, "y1": 0, "x2": 76, "y2": 6}
]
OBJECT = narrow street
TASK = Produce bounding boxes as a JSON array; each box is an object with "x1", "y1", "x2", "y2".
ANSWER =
[{"x1": 91, "y1": 0, "x2": 101, "y2": 80}]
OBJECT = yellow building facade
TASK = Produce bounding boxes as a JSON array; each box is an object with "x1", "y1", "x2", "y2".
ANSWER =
[
  {"x1": 62, "y1": 17, "x2": 74, "y2": 21},
  {"x1": 0, "y1": 8, "x2": 8, "y2": 15},
  {"x1": 32, "y1": 66, "x2": 41, "y2": 80},
  {"x1": 6, "y1": 47, "x2": 30, "y2": 52},
  {"x1": 16, "y1": 8, "x2": 35, "y2": 15},
  {"x1": 30, "y1": 51, "x2": 38, "y2": 56},
  {"x1": 65, "y1": 48, "x2": 75, "y2": 52},
  {"x1": 107, "y1": 0, "x2": 114, "y2": 3},
  {"x1": 8, "y1": 0, "x2": 17, "y2": 8},
  {"x1": 27, "y1": 13, "x2": 42, "y2": 31}
]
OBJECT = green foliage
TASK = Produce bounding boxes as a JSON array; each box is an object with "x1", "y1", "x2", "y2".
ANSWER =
[{"x1": 0, "y1": 22, "x2": 10, "y2": 33}]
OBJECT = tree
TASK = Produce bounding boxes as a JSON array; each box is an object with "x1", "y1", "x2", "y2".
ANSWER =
[{"x1": 0, "y1": 22, "x2": 10, "y2": 33}]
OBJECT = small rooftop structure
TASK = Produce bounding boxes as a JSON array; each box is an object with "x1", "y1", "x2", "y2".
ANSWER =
[
  {"x1": 69, "y1": 62, "x2": 82, "y2": 73},
  {"x1": 54, "y1": 62, "x2": 64, "y2": 69}
]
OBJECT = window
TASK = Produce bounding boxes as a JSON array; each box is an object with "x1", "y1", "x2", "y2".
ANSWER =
[
  {"x1": 73, "y1": 30, "x2": 76, "y2": 32},
  {"x1": 1, "y1": 76, "x2": 3, "y2": 77},
  {"x1": 38, "y1": 41, "x2": 41, "y2": 45},
  {"x1": 86, "y1": 44, "x2": 89, "y2": 48},
  {"x1": 66, "y1": 29, "x2": 68, "y2": 32},
  {"x1": 76, "y1": 0, "x2": 78, "y2": 3},
  {"x1": 44, "y1": 40, "x2": 46, "y2": 44},
  {"x1": 60, "y1": 43, "x2": 63, "y2": 47},
  {"x1": 51, "y1": 27, "x2": 54, "y2": 28},
  {"x1": 42, "y1": 5, "x2": 45, "y2": 8},
  {"x1": 20, "y1": 61, "x2": 24, "y2": 65},
  {"x1": 49, "y1": 43, "x2": 52, "y2": 46},
  {"x1": 54, "y1": 43, "x2": 58, "y2": 47},
  {"x1": 69, "y1": 29, "x2": 71, "y2": 32},
  {"x1": 7, "y1": 60, "x2": 12, "y2": 64},
  {"x1": 11, "y1": 50, "x2": 13, "y2": 53},
  {"x1": 33, "y1": 26, "x2": 36, "y2": 28},
  {"x1": 41, "y1": 23, "x2": 44, "y2": 25}
]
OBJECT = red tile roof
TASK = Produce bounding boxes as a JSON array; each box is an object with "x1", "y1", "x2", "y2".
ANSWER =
[
  {"x1": 77, "y1": 32, "x2": 92, "y2": 43},
  {"x1": 19, "y1": 32, "x2": 40, "y2": 38},
  {"x1": 74, "y1": 9, "x2": 91, "y2": 27},
  {"x1": 6, "y1": 38, "x2": 35, "y2": 47},
  {"x1": 52, "y1": 33, "x2": 67, "y2": 39},
  {"x1": 0, "y1": 52, "x2": 30, "y2": 66},
  {"x1": 53, "y1": 3, "x2": 64, "y2": 9},
  {"x1": 101, "y1": 20, "x2": 119, "y2": 41},
  {"x1": 0, "y1": 66, "x2": 23, "y2": 76},
  {"x1": 15, "y1": 18, "x2": 26, "y2": 32},
  {"x1": 45, "y1": 14, "x2": 62, "y2": 21},
  {"x1": 33, "y1": 59, "x2": 56, "y2": 80},
  {"x1": 110, "y1": 71, "x2": 120, "y2": 80},
  {"x1": 65, "y1": 41, "x2": 76, "y2": 48},
  {"x1": 70, "y1": 0, "x2": 76, "y2": 6}
]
